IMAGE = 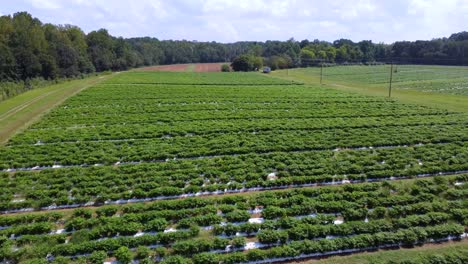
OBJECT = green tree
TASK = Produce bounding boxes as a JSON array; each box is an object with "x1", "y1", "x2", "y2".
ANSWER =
[
  {"x1": 10, "y1": 12, "x2": 48, "y2": 79},
  {"x1": 43, "y1": 24, "x2": 79, "y2": 77},
  {"x1": 300, "y1": 49, "x2": 316, "y2": 67},
  {"x1": 86, "y1": 29, "x2": 115, "y2": 72},
  {"x1": 64, "y1": 25, "x2": 95, "y2": 73},
  {"x1": 231, "y1": 55, "x2": 251, "y2": 71}
]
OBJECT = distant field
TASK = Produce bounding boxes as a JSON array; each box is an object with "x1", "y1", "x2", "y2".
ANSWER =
[
  {"x1": 0, "y1": 71, "x2": 466, "y2": 263},
  {"x1": 137, "y1": 62, "x2": 226, "y2": 72},
  {"x1": 108, "y1": 71, "x2": 300, "y2": 85},
  {"x1": 277, "y1": 65, "x2": 468, "y2": 96}
]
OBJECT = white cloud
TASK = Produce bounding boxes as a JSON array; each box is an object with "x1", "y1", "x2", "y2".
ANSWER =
[
  {"x1": 405, "y1": 0, "x2": 468, "y2": 40},
  {"x1": 27, "y1": 0, "x2": 61, "y2": 10},
  {"x1": 4, "y1": 0, "x2": 467, "y2": 43}
]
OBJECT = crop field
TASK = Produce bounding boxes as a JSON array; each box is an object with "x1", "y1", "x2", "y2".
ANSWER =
[
  {"x1": 283, "y1": 65, "x2": 468, "y2": 95},
  {"x1": 108, "y1": 71, "x2": 299, "y2": 85},
  {"x1": 0, "y1": 71, "x2": 467, "y2": 263},
  {"x1": 137, "y1": 63, "x2": 226, "y2": 72},
  {"x1": 0, "y1": 176, "x2": 467, "y2": 263}
]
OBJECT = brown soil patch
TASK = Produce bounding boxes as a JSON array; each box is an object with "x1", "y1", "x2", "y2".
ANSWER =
[
  {"x1": 194, "y1": 63, "x2": 226, "y2": 72},
  {"x1": 138, "y1": 64, "x2": 190, "y2": 72},
  {"x1": 137, "y1": 63, "x2": 228, "y2": 72}
]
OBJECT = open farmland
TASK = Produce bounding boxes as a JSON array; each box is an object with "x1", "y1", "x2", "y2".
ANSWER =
[
  {"x1": 277, "y1": 65, "x2": 468, "y2": 96},
  {"x1": 137, "y1": 63, "x2": 226, "y2": 72},
  {"x1": 0, "y1": 71, "x2": 467, "y2": 263}
]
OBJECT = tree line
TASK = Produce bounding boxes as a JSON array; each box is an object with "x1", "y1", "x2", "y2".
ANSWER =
[{"x1": 1, "y1": 11, "x2": 468, "y2": 80}]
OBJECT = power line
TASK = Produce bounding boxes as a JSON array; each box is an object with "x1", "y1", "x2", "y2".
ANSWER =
[{"x1": 389, "y1": 63, "x2": 393, "y2": 98}]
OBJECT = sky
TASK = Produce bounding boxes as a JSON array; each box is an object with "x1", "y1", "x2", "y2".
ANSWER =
[{"x1": 1, "y1": 0, "x2": 467, "y2": 43}]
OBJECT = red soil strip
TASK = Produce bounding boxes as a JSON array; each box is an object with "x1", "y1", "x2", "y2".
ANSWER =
[
  {"x1": 137, "y1": 64, "x2": 190, "y2": 72},
  {"x1": 194, "y1": 63, "x2": 226, "y2": 72}
]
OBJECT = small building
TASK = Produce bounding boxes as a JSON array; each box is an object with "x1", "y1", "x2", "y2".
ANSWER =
[{"x1": 262, "y1": 67, "x2": 271, "y2": 73}]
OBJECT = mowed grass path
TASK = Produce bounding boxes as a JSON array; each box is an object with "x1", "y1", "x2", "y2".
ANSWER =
[
  {"x1": 270, "y1": 66, "x2": 468, "y2": 113},
  {"x1": 0, "y1": 74, "x2": 113, "y2": 144},
  {"x1": 306, "y1": 239, "x2": 468, "y2": 264}
]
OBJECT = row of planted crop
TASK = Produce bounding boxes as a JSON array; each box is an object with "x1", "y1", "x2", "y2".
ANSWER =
[
  {"x1": 2, "y1": 168, "x2": 466, "y2": 212},
  {"x1": 1, "y1": 144, "x2": 466, "y2": 209},
  {"x1": 179, "y1": 224, "x2": 465, "y2": 264},
  {"x1": 104, "y1": 72, "x2": 301, "y2": 85},
  {"x1": 2, "y1": 205, "x2": 465, "y2": 254},
  {"x1": 60, "y1": 98, "x2": 386, "y2": 110},
  {"x1": 62, "y1": 86, "x2": 367, "y2": 101},
  {"x1": 2, "y1": 123, "x2": 466, "y2": 168},
  {"x1": 1, "y1": 174, "x2": 465, "y2": 235},
  {"x1": 76, "y1": 84, "x2": 328, "y2": 98},
  {"x1": 44, "y1": 100, "x2": 404, "y2": 116},
  {"x1": 1, "y1": 176, "x2": 465, "y2": 262},
  {"x1": 2, "y1": 210, "x2": 465, "y2": 258},
  {"x1": 10, "y1": 113, "x2": 466, "y2": 145},
  {"x1": 31, "y1": 103, "x2": 451, "y2": 129},
  {"x1": 6, "y1": 225, "x2": 465, "y2": 264}
]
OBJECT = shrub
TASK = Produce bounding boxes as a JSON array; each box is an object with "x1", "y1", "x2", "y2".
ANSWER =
[
  {"x1": 231, "y1": 55, "x2": 263, "y2": 71},
  {"x1": 221, "y1": 64, "x2": 230, "y2": 72}
]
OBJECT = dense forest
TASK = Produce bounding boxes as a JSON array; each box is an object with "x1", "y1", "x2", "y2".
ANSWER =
[{"x1": 1, "y1": 12, "x2": 468, "y2": 90}]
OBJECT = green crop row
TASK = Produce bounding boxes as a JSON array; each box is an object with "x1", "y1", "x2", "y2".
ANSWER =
[
  {"x1": 105, "y1": 72, "x2": 301, "y2": 85},
  {"x1": 0, "y1": 177, "x2": 466, "y2": 263}
]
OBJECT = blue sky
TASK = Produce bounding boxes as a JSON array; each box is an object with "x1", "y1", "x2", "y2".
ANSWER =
[{"x1": 1, "y1": 0, "x2": 467, "y2": 43}]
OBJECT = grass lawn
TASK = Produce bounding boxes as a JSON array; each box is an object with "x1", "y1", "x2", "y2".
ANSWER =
[
  {"x1": 301, "y1": 239, "x2": 468, "y2": 264},
  {"x1": 0, "y1": 73, "x2": 113, "y2": 144}
]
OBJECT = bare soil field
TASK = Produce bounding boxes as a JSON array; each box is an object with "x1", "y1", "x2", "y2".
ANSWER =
[
  {"x1": 137, "y1": 63, "x2": 190, "y2": 72},
  {"x1": 194, "y1": 62, "x2": 226, "y2": 72}
]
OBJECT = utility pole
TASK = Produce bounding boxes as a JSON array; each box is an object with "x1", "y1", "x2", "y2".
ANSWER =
[
  {"x1": 388, "y1": 62, "x2": 393, "y2": 97},
  {"x1": 320, "y1": 62, "x2": 323, "y2": 85}
]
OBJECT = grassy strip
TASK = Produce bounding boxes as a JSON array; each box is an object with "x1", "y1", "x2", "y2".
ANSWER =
[
  {"x1": 0, "y1": 74, "x2": 114, "y2": 144},
  {"x1": 270, "y1": 69, "x2": 468, "y2": 113},
  {"x1": 301, "y1": 239, "x2": 468, "y2": 264}
]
